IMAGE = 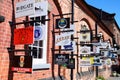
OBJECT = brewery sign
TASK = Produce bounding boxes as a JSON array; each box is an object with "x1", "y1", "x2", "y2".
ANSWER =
[
  {"x1": 55, "y1": 33, "x2": 71, "y2": 46},
  {"x1": 15, "y1": 0, "x2": 35, "y2": 18},
  {"x1": 80, "y1": 56, "x2": 93, "y2": 67},
  {"x1": 30, "y1": 0, "x2": 48, "y2": 17},
  {"x1": 34, "y1": 25, "x2": 46, "y2": 40},
  {"x1": 56, "y1": 18, "x2": 70, "y2": 29},
  {"x1": 12, "y1": 56, "x2": 33, "y2": 73},
  {"x1": 14, "y1": 26, "x2": 34, "y2": 45},
  {"x1": 61, "y1": 41, "x2": 76, "y2": 51},
  {"x1": 54, "y1": 54, "x2": 69, "y2": 66},
  {"x1": 79, "y1": 32, "x2": 90, "y2": 42},
  {"x1": 79, "y1": 46, "x2": 91, "y2": 54}
]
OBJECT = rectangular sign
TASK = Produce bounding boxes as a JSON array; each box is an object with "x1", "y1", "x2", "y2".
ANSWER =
[
  {"x1": 80, "y1": 59, "x2": 91, "y2": 67},
  {"x1": 14, "y1": 26, "x2": 34, "y2": 45},
  {"x1": 55, "y1": 33, "x2": 71, "y2": 46},
  {"x1": 61, "y1": 41, "x2": 76, "y2": 51},
  {"x1": 15, "y1": 0, "x2": 35, "y2": 18},
  {"x1": 80, "y1": 32, "x2": 90, "y2": 42},
  {"x1": 80, "y1": 56, "x2": 93, "y2": 67},
  {"x1": 54, "y1": 54, "x2": 69, "y2": 65},
  {"x1": 79, "y1": 46, "x2": 91, "y2": 54},
  {"x1": 56, "y1": 18, "x2": 70, "y2": 29},
  {"x1": 67, "y1": 58, "x2": 75, "y2": 69},
  {"x1": 12, "y1": 56, "x2": 33, "y2": 73},
  {"x1": 30, "y1": 1, "x2": 48, "y2": 17},
  {"x1": 34, "y1": 25, "x2": 46, "y2": 40}
]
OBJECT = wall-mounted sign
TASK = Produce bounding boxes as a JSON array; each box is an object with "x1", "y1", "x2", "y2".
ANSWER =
[
  {"x1": 15, "y1": 0, "x2": 35, "y2": 18},
  {"x1": 67, "y1": 58, "x2": 75, "y2": 69},
  {"x1": 80, "y1": 59, "x2": 91, "y2": 67},
  {"x1": 14, "y1": 26, "x2": 34, "y2": 45},
  {"x1": 55, "y1": 33, "x2": 71, "y2": 46},
  {"x1": 30, "y1": 1, "x2": 48, "y2": 17},
  {"x1": 80, "y1": 32, "x2": 90, "y2": 42},
  {"x1": 80, "y1": 56, "x2": 93, "y2": 67},
  {"x1": 61, "y1": 41, "x2": 76, "y2": 51},
  {"x1": 54, "y1": 54, "x2": 69, "y2": 66},
  {"x1": 56, "y1": 18, "x2": 70, "y2": 29},
  {"x1": 92, "y1": 56, "x2": 102, "y2": 66},
  {"x1": 34, "y1": 25, "x2": 46, "y2": 40},
  {"x1": 79, "y1": 46, "x2": 91, "y2": 54},
  {"x1": 12, "y1": 56, "x2": 32, "y2": 73}
]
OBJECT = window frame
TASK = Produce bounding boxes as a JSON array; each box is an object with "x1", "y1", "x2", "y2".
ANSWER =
[{"x1": 29, "y1": 15, "x2": 50, "y2": 70}]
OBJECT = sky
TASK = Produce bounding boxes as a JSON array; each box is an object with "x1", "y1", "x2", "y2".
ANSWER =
[{"x1": 85, "y1": 0, "x2": 120, "y2": 28}]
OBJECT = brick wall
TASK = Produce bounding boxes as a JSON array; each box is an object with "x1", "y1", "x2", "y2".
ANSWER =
[{"x1": 0, "y1": 0, "x2": 60, "y2": 80}]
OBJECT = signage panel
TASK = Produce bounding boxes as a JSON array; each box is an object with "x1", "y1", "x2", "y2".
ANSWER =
[
  {"x1": 80, "y1": 56, "x2": 93, "y2": 67},
  {"x1": 55, "y1": 33, "x2": 71, "y2": 46},
  {"x1": 61, "y1": 41, "x2": 76, "y2": 51},
  {"x1": 92, "y1": 56, "x2": 102, "y2": 66},
  {"x1": 67, "y1": 58, "x2": 75, "y2": 69},
  {"x1": 15, "y1": 0, "x2": 35, "y2": 18},
  {"x1": 79, "y1": 46, "x2": 91, "y2": 54},
  {"x1": 54, "y1": 54, "x2": 69, "y2": 66},
  {"x1": 80, "y1": 60, "x2": 91, "y2": 67},
  {"x1": 12, "y1": 56, "x2": 33, "y2": 73},
  {"x1": 56, "y1": 18, "x2": 70, "y2": 29},
  {"x1": 14, "y1": 26, "x2": 34, "y2": 45},
  {"x1": 34, "y1": 25, "x2": 46, "y2": 40},
  {"x1": 80, "y1": 32, "x2": 90, "y2": 42},
  {"x1": 30, "y1": 1, "x2": 48, "y2": 17}
]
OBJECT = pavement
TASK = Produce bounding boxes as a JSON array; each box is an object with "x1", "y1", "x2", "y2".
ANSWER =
[{"x1": 107, "y1": 77, "x2": 120, "y2": 80}]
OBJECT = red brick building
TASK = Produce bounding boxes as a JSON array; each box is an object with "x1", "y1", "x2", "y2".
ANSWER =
[{"x1": 0, "y1": 0, "x2": 120, "y2": 80}]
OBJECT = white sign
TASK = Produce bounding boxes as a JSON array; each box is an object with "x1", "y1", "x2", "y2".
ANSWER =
[
  {"x1": 55, "y1": 33, "x2": 71, "y2": 46},
  {"x1": 34, "y1": 25, "x2": 46, "y2": 40},
  {"x1": 80, "y1": 46, "x2": 91, "y2": 54},
  {"x1": 80, "y1": 59, "x2": 91, "y2": 67},
  {"x1": 80, "y1": 32, "x2": 90, "y2": 42},
  {"x1": 15, "y1": 0, "x2": 35, "y2": 18},
  {"x1": 30, "y1": 1, "x2": 48, "y2": 17},
  {"x1": 61, "y1": 41, "x2": 76, "y2": 51}
]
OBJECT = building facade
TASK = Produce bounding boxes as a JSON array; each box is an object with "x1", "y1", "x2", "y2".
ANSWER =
[{"x1": 0, "y1": 0, "x2": 120, "y2": 80}]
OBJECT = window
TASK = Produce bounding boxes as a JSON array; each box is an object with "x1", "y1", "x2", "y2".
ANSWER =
[{"x1": 29, "y1": 15, "x2": 50, "y2": 69}]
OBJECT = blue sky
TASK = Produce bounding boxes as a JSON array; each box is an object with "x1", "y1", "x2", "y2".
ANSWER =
[{"x1": 85, "y1": 0, "x2": 120, "y2": 28}]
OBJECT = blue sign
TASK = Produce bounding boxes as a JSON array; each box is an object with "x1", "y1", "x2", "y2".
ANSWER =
[
  {"x1": 56, "y1": 18, "x2": 70, "y2": 29},
  {"x1": 34, "y1": 26, "x2": 43, "y2": 40}
]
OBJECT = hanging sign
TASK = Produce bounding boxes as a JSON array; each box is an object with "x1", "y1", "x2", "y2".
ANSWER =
[
  {"x1": 80, "y1": 56, "x2": 93, "y2": 67},
  {"x1": 67, "y1": 58, "x2": 75, "y2": 69},
  {"x1": 34, "y1": 25, "x2": 46, "y2": 40},
  {"x1": 79, "y1": 46, "x2": 91, "y2": 54},
  {"x1": 15, "y1": 0, "x2": 35, "y2": 18},
  {"x1": 14, "y1": 26, "x2": 34, "y2": 45},
  {"x1": 30, "y1": 0, "x2": 48, "y2": 17},
  {"x1": 80, "y1": 59, "x2": 91, "y2": 67},
  {"x1": 55, "y1": 33, "x2": 71, "y2": 46},
  {"x1": 12, "y1": 56, "x2": 33, "y2": 73},
  {"x1": 92, "y1": 56, "x2": 102, "y2": 66},
  {"x1": 61, "y1": 41, "x2": 76, "y2": 51},
  {"x1": 56, "y1": 18, "x2": 70, "y2": 29},
  {"x1": 54, "y1": 54, "x2": 69, "y2": 66},
  {"x1": 80, "y1": 32, "x2": 90, "y2": 42}
]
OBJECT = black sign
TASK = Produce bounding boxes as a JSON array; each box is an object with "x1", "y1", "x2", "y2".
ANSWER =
[
  {"x1": 56, "y1": 18, "x2": 70, "y2": 29},
  {"x1": 67, "y1": 58, "x2": 75, "y2": 69},
  {"x1": 12, "y1": 56, "x2": 32, "y2": 73},
  {"x1": 54, "y1": 54, "x2": 69, "y2": 66}
]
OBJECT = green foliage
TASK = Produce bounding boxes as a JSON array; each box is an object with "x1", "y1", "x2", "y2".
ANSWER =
[{"x1": 96, "y1": 75, "x2": 105, "y2": 80}]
